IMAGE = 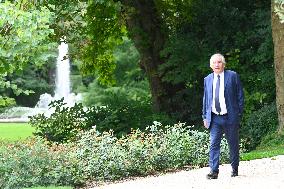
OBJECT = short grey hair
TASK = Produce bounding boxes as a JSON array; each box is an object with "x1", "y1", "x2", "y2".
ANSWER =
[{"x1": 210, "y1": 53, "x2": 226, "y2": 66}]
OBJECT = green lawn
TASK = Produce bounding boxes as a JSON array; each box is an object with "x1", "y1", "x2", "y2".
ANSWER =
[
  {"x1": 241, "y1": 144, "x2": 284, "y2": 161},
  {"x1": 241, "y1": 132, "x2": 284, "y2": 161},
  {"x1": 0, "y1": 122, "x2": 35, "y2": 141},
  {"x1": 0, "y1": 123, "x2": 73, "y2": 189},
  {"x1": 23, "y1": 187, "x2": 73, "y2": 189}
]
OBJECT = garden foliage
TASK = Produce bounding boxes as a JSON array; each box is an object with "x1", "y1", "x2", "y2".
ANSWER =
[
  {"x1": 0, "y1": 122, "x2": 229, "y2": 188},
  {"x1": 241, "y1": 102, "x2": 278, "y2": 151},
  {"x1": 0, "y1": 1, "x2": 56, "y2": 96},
  {"x1": 30, "y1": 98, "x2": 174, "y2": 143}
]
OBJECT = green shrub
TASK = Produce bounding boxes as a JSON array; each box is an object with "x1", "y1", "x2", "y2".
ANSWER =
[
  {"x1": 0, "y1": 139, "x2": 79, "y2": 189},
  {"x1": 0, "y1": 96, "x2": 16, "y2": 113},
  {"x1": 257, "y1": 132, "x2": 284, "y2": 149},
  {"x1": 29, "y1": 99, "x2": 99, "y2": 143},
  {"x1": 93, "y1": 97, "x2": 174, "y2": 137},
  {"x1": 241, "y1": 102, "x2": 278, "y2": 151},
  {"x1": 73, "y1": 122, "x2": 229, "y2": 181},
  {"x1": 30, "y1": 97, "x2": 174, "y2": 143},
  {"x1": 0, "y1": 123, "x2": 229, "y2": 188}
]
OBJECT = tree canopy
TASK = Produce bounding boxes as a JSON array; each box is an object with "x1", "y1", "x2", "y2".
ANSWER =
[
  {"x1": 0, "y1": 1, "x2": 56, "y2": 96},
  {"x1": 0, "y1": 0, "x2": 277, "y2": 131},
  {"x1": 29, "y1": 0, "x2": 272, "y2": 124}
]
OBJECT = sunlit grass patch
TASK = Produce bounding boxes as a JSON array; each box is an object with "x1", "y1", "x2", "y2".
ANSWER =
[
  {"x1": 23, "y1": 186, "x2": 73, "y2": 189},
  {"x1": 0, "y1": 122, "x2": 35, "y2": 141},
  {"x1": 241, "y1": 145, "x2": 284, "y2": 161}
]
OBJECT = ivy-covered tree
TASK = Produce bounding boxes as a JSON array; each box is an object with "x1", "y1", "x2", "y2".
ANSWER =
[{"x1": 272, "y1": 0, "x2": 284, "y2": 133}]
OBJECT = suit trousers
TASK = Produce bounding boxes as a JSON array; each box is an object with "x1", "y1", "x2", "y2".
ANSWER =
[{"x1": 209, "y1": 113, "x2": 239, "y2": 173}]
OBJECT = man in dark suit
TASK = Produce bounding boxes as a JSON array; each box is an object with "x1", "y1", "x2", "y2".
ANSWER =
[{"x1": 202, "y1": 53, "x2": 244, "y2": 179}]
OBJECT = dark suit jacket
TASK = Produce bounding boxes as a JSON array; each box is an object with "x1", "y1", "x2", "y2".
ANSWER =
[{"x1": 202, "y1": 70, "x2": 244, "y2": 127}]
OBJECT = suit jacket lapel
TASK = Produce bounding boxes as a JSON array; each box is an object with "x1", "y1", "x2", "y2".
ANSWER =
[
  {"x1": 224, "y1": 70, "x2": 229, "y2": 90},
  {"x1": 208, "y1": 73, "x2": 213, "y2": 101}
]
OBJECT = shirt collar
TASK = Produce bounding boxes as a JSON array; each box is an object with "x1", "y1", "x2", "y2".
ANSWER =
[{"x1": 214, "y1": 71, "x2": 224, "y2": 78}]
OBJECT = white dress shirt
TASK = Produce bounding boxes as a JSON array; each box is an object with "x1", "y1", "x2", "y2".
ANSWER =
[{"x1": 212, "y1": 72, "x2": 227, "y2": 115}]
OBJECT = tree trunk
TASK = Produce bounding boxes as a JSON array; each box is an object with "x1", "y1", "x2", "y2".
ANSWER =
[
  {"x1": 272, "y1": 0, "x2": 284, "y2": 133},
  {"x1": 121, "y1": 0, "x2": 185, "y2": 114}
]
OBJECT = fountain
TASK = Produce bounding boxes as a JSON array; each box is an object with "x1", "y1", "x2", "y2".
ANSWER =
[
  {"x1": 34, "y1": 39, "x2": 82, "y2": 109},
  {"x1": 0, "y1": 40, "x2": 82, "y2": 122}
]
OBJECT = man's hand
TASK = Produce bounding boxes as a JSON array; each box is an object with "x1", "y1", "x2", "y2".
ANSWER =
[{"x1": 203, "y1": 119, "x2": 209, "y2": 129}]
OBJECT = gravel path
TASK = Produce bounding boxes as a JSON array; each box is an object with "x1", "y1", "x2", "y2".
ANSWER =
[{"x1": 91, "y1": 155, "x2": 284, "y2": 189}]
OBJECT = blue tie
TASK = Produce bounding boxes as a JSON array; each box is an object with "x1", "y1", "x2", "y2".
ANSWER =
[{"x1": 215, "y1": 75, "x2": 221, "y2": 113}]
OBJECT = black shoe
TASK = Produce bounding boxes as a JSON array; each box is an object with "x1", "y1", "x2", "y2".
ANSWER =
[
  {"x1": 231, "y1": 169, "x2": 238, "y2": 177},
  {"x1": 206, "y1": 171, "x2": 218, "y2": 179}
]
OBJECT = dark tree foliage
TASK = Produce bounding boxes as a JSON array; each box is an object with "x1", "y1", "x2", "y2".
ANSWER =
[{"x1": 23, "y1": 0, "x2": 274, "y2": 127}]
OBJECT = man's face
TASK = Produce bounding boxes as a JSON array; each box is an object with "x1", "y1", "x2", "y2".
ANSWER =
[{"x1": 210, "y1": 56, "x2": 225, "y2": 74}]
